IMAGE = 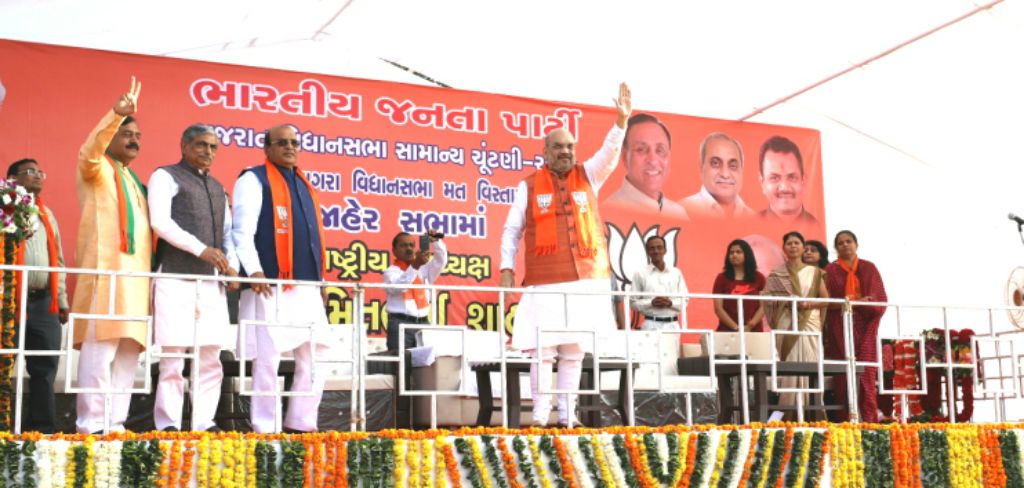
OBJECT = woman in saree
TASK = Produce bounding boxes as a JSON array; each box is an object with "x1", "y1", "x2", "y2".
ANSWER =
[
  {"x1": 763, "y1": 231, "x2": 829, "y2": 416},
  {"x1": 823, "y1": 230, "x2": 888, "y2": 422}
]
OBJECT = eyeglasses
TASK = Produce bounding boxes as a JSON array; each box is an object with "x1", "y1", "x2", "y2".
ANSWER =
[
  {"x1": 18, "y1": 168, "x2": 46, "y2": 180},
  {"x1": 269, "y1": 139, "x2": 301, "y2": 149}
]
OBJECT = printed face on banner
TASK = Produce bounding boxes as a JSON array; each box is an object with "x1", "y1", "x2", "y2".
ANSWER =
[
  {"x1": 623, "y1": 121, "x2": 671, "y2": 200},
  {"x1": 760, "y1": 149, "x2": 805, "y2": 217},
  {"x1": 701, "y1": 136, "x2": 743, "y2": 204},
  {"x1": 544, "y1": 128, "x2": 577, "y2": 175}
]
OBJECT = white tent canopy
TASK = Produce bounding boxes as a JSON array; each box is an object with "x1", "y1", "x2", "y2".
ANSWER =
[{"x1": 3, "y1": 0, "x2": 1024, "y2": 320}]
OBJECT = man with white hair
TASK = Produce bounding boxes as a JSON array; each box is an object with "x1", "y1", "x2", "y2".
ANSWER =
[
  {"x1": 148, "y1": 123, "x2": 239, "y2": 432},
  {"x1": 499, "y1": 83, "x2": 631, "y2": 427},
  {"x1": 679, "y1": 132, "x2": 755, "y2": 219}
]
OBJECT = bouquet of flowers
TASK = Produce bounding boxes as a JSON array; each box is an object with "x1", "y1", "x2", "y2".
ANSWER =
[{"x1": 0, "y1": 178, "x2": 37, "y2": 241}]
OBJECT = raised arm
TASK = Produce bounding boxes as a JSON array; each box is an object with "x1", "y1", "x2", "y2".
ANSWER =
[{"x1": 78, "y1": 78, "x2": 141, "y2": 181}]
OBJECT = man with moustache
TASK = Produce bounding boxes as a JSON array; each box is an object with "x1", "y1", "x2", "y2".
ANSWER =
[
  {"x1": 382, "y1": 231, "x2": 447, "y2": 350},
  {"x1": 232, "y1": 124, "x2": 330, "y2": 433},
  {"x1": 7, "y1": 158, "x2": 68, "y2": 433},
  {"x1": 679, "y1": 132, "x2": 755, "y2": 219},
  {"x1": 499, "y1": 83, "x2": 631, "y2": 427},
  {"x1": 73, "y1": 78, "x2": 152, "y2": 434},
  {"x1": 757, "y1": 136, "x2": 819, "y2": 225},
  {"x1": 149, "y1": 124, "x2": 240, "y2": 432},
  {"x1": 604, "y1": 113, "x2": 688, "y2": 220},
  {"x1": 629, "y1": 235, "x2": 687, "y2": 330}
]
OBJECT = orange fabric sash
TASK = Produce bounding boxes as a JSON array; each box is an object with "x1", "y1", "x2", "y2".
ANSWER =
[
  {"x1": 531, "y1": 165, "x2": 598, "y2": 257},
  {"x1": 264, "y1": 159, "x2": 327, "y2": 289},
  {"x1": 838, "y1": 256, "x2": 861, "y2": 300},
  {"x1": 33, "y1": 199, "x2": 61, "y2": 313},
  {"x1": 392, "y1": 259, "x2": 429, "y2": 312}
]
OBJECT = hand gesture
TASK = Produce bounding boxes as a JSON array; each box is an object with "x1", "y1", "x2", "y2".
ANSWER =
[
  {"x1": 199, "y1": 246, "x2": 230, "y2": 274},
  {"x1": 652, "y1": 296, "x2": 673, "y2": 308},
  {"x1": 413, "y1": 250, "x2": 431, "y2": 268},
  {"x1": 224, "y1": 267, "x2": 240, "y2": 292},
  {"x1": 498, "y1": 269, "x2": 515, "y2": 289},
  {"x1": 113, "y1": 76, "x2": 142, "y2": 116},
  {"x1": 250, "y1": 271, "x2": 273, "y2": 298},
  {"x1": 613, "y1": 82, "x2": 632, "y2": 126}
]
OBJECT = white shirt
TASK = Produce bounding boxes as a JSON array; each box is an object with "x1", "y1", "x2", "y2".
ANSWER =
[
  {"x1": 230, "y1": 170, "x2": 269, "y2": 275},
  {"x1": 500, "y1": 125, "x2": 625, "y2": 271},
  {"x1": 604, "y1": 177, "x2": 689, "y2": 220},
  {"x1": 629, "y1": 263, "x2": 687, "y2": 318},
  {"x1": 678, "y1": 185, "x2": 755, "y2": 219},
  {"x1": 382, "y1": 239, "x2": 448, "y2": 316},
  {"x1": 148, "y1": 167, "x2": 238, "y2": 270}
]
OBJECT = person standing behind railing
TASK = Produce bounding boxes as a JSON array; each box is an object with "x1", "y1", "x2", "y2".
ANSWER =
[
  {"x1": 498, "y1": 83, "x2": 631, "y2": 428},
  {"x1": 712, "y1": 239, "x2": 767, "y2": 332},
  {"x1": 72, "y1": 78, "x2": 151, "y2": 434},
  {"x1": 148, "y1": 124, "x2": 240, "y2": 432},
  {"x1": 7, "y1": 158, "x2": 68, "y2": 434},
  {"x1": 823, "y1": 230, "x2": 888, "y2": 423},
  {"x1": 762, "y1": 231, "x2": 828, "y2": 417},
  {"x1": 382, "y1": 231, "x2": 447, "y2": 351},
  {"x1": 231, "y1": 124, "x2": 330, "y2": 434},
  {"x1": 629, "y1": 235, "x2": 687, "y2": 331}
]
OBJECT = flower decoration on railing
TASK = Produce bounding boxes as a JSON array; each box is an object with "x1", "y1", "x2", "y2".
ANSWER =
[
  {"x1": 0, "y1": 178, "x2": 39, "y2": 431},
  {"x1": 606, "y1": 223, "x2": 679, "y2": 291}
]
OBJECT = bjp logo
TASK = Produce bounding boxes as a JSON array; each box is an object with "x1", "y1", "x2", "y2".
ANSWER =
[{"x1": 606, "y1": 223, "x2": 679, "y2": 291}]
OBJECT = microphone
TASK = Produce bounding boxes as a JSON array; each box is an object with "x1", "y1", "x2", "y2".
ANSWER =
[{"x1": 1010, "y1": 213, "x2": 1024, "y2": 226}]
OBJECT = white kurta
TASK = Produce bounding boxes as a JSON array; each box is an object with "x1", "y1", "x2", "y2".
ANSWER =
[
  {"x1": 232, "y1": 170, "x2": 330, "y2": 356},
  {"x1": 148, "y1": 168, "x2": 237, "y2": 348},
  {"x1": 500, "y1": 125, "x2": 625, "y2": 352}
]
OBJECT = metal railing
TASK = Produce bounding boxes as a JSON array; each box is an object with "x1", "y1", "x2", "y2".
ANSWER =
[{"x1": 1, "y1": 262, "x2": 1020, "y2": 432}]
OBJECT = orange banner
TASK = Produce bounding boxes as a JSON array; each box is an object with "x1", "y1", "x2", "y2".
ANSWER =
[{"x1": 0, "y1": 40, "x2": 825, "y2": 335}]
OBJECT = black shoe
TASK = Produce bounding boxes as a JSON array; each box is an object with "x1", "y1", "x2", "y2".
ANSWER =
[
  {"x1": 205, "y1": 426, "x2": 224, "y2": 433},
  {"x1": 282, "y1": 427, "x2": 311, "y2": 434},
  {"x1": 162, "y1": 426, "x2": 180, "y2": 432}
]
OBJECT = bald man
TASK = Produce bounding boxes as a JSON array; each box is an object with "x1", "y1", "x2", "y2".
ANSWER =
[{"x1": 499, "y1": 83, "x2": 631, "y2": 427}]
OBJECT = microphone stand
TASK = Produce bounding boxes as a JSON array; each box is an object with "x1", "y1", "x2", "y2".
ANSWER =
[{"x1": 1018, "y1": 222, "x2": 1024, "y2": 246}]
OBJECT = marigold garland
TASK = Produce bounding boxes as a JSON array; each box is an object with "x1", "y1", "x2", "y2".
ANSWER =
[
  {"x1": 671, "y1": 432, "x2": 689, "y2": 488},
  {"x1": 678, "y1": 430, "x2": 699, "y2": 488},
  {"x1": 441, "y1": 438, "x2": 463, "y2": 488},
  {"x1": 551, "y1": 436, "x2": 581, "y2": 488},
  {"x1": 497, "y1": 437, "x2": 525, "y2": 488},
  {"x1": 527, "y1": 436, "x2": 554, "y2": 488},
  {"x1": 707, "y1": 432, "x2": 729, "y2": 488},
  {"x1": 738, "y1": 429, "x2": 762, "y2": 488}
]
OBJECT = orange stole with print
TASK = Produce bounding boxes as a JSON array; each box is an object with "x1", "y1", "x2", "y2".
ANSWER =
[{"x1": 521, "y1": 166, "x2": 610, "y2": 286}]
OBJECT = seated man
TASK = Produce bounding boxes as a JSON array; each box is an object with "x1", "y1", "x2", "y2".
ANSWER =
[{"x1": 382, "y1": 231, "x2": 447, "y2": 350}]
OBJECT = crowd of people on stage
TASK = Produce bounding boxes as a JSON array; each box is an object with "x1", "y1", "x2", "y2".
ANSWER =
[{"x1": 8, "y1": 79, "x2": 886, "y2": 434}]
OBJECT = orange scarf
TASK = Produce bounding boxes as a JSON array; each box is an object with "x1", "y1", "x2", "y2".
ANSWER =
[
  {"x1": 393, "y1": 259, "x2": 429, "y2": 314},
  {"x1": 837, "y1": 256, "x2": 861, "y2": 300},
  {"x1": 264, "y1": 159, "x2": 327, "y2": 289},
  {"x1": 32, "y1": 199, "x2": 61, "y2": 314},
  {"x1": 531, "y1": 165, "x2": 599, "y2": 257}
]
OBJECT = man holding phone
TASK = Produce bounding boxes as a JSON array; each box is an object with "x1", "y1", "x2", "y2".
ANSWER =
[{"x1": 383, "y1": 230, "x2": 448, "y2": 350}]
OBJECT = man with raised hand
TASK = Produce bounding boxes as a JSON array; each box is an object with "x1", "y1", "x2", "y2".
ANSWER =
[
  {"x1": 499, "y1": 83, "x2": 631, "y2": 427},
  {"x1": 73, "y1": 78, "x2": 152, "y2": 434}
]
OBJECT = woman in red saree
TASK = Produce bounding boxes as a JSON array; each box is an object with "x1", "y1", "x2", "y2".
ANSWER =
[{"x1": 823, "y1": 230, "x2": 888, "y2": 422}]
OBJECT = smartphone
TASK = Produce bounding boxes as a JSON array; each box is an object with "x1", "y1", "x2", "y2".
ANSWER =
[{"x1": 419, "y1": 234, "x2": 431, "y2": 252}]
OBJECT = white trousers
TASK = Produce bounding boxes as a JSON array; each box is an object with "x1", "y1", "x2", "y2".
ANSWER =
[
  {"x1": 530, "y1": 343, "x2": 584, "y2": 425},
  {"x1": 154, "y1": 346, "x2": 223, "y2": 431},
  {"x1": 251, "y1": 341, "x2": 325, "y2": 433},
  {"x1": 75, "y1": 337, "x2": 143, "y2": 433}
]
